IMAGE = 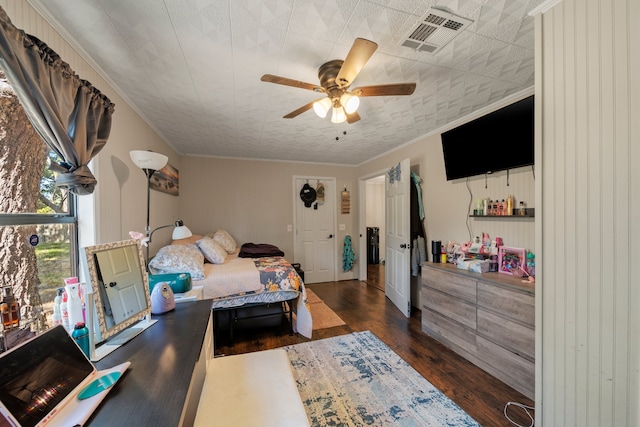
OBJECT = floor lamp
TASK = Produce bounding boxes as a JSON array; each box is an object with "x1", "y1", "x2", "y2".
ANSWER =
[{"x1": 129, "y1": 150, "x2": 192, "y2": 268}]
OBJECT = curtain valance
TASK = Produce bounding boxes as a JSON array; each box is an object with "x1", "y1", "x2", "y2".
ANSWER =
[{"x1": 0, "y1": 6, "x2": 114, "y2": 195}]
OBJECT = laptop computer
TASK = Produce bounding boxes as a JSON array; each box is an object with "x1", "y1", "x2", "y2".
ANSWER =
[{"x1": 0, "y1": 325, "x2": 129, "y2": 427}]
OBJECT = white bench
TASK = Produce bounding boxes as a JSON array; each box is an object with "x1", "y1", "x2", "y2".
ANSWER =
[{"x1": 194, "y1": 349, "x2": 309, "y2": 427}]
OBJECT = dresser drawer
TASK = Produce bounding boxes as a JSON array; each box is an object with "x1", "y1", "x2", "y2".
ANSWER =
[
  {"x1": 423, "y1": 287, "x2": 476, "y2": 329},
  {"x1": 477, "y1": 282, "x2": 534, "y2": 326},
  {"x1": 477, "y1": 308, "x2": 534, "y2": 361},
  {"x1": 422, "y1": 308, "x2": 477, "y2": 356},
  {"x1": 476, "y1": 336, "x2": 535, "y2": 400},
  {"x1": 423, "y1": 266, "x2": 477, "y2": 303}
]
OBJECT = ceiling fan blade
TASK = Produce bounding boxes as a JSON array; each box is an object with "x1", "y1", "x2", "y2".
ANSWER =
[
  {"x1": 351, "y1": 83, "x2": 416, "y2": 97},
  {"x1": 346, "y1": 111, "x2": 361, "y2": 124},
  {"x1": 335, "y1": 38, "x2": 378, "y2": 89},
  {"x1": 282, "y1": 100, "x2": 318, "y2": 118},
  {"x1": 261, "y1": 74, "x2": 322, "y2": 92}
]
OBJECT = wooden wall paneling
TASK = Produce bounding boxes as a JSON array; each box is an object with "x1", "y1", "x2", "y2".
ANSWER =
[{"x1": 537, "y1": 0, "x2": 639, "y2": 425}]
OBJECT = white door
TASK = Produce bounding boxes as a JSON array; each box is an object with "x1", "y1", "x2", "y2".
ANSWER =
[
  {"x1": 385, "y1": 158, "x2": 411, "y2": 317},
  {"x1": 96, "y1": 246, "x2": 147, "y2": 324},
  {"x1": 294, "y1": 177, "x2": 336, "y2": 284}
]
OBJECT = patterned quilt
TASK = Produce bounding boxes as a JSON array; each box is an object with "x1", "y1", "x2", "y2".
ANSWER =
[{"x1": 254, "y1": 256, "x2": 304, "y2": 292}]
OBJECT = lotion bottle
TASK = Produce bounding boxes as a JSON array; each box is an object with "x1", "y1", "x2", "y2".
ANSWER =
[
  {"x1": 60, "y1": 290, "x2": 70, "y2": 332},
  {"x1": 51, "y1": 288, "x2": 63, "y2": 327},
  {"x1": 65, "y1": 282, "x2": 83, "y2": 329}
]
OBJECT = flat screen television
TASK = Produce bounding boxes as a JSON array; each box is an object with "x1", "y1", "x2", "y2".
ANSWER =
[{"x1": 441, "y1": 95, "x2": 534, "y2": 180}]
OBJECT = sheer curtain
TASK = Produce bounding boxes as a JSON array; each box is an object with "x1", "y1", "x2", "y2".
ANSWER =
[{"x1": 0, "y1": 6, "x2": 114, "y2": 195}]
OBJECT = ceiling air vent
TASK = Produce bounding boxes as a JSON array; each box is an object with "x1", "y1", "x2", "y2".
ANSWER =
[{"x1": 401, "y1": 8, "x2": 473, "y2": 54}]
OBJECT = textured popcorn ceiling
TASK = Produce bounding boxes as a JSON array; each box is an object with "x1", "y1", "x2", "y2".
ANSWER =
[{"x1": 28, "y1": 0, "x2": 543, "y2": 165}]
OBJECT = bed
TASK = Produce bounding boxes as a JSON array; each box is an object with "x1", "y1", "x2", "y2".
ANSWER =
[{"x1": 148, "y1": 232, "x2": 312, "y2": 340}]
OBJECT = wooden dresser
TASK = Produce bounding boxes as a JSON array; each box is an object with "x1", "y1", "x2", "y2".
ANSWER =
[{"x1": 421, "y1": 262, "x2": 535, "y2": 399}]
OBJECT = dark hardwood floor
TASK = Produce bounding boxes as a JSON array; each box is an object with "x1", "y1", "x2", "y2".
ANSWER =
[{"x1": 214, "y1": 280, "x2": 535, "y2": 427}]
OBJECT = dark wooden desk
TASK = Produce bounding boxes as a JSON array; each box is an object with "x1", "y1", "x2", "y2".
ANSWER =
[{"x1": 89, "y1": 300, "x2": 213, "y2": 426}]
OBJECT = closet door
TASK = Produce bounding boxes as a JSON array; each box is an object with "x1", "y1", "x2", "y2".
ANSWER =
[{"x1": 293, "y1": 177, "x2": 336, "y2": 284}]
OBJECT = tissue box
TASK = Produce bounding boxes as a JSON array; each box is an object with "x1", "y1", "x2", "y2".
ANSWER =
[
  {"x1": 456, "y1": 259, "x2": 472, "y2": 270},
  {"x1": 468, "y1": 260, "x2": 490, "y2": 273},
  {"x1": 148, "y1": 272, "x2": 192, "y2": 294}
]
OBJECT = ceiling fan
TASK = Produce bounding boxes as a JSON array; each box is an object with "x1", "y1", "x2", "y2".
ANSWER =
[{"x1": 261, "y1": 38, "x2": 416, "y2": 124}]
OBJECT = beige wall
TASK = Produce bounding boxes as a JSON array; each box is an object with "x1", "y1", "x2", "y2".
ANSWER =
[{"x1": 178, "y1": 156, "x2": 359, "y2": 281}]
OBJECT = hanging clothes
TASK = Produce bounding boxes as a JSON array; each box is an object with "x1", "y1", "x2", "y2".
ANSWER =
[
  {"x1": 410, "y1": 171, "x2": 427, "y2": 276},
  {"x1": 412, "y1": 238, "x2": 420, "y2": 276},
  {"x1": 342, "y1": 235, "x2": 356, "y2": 272},
  {"x1": 411, "y1": 172, "x2": 425, "y2": 220},
  {"x1": 417, "y1": 235, "x2": 426, "y2": 264},
  {"x1": 411, "y1": 236, "x2": 427, "y2": 276},
  {"x1": 410, "y1": 173, "x2": 426, "y2": 240}
]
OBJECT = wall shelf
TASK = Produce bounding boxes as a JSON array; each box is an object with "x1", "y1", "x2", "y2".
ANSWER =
[{"x1": 470, "y1": 208, "x2": 535, "y2": 218}]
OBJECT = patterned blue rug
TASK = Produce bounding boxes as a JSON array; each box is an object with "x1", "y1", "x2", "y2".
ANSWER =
[{"x1": 285, "y1": 331, "x2": 480, "y2": 427}]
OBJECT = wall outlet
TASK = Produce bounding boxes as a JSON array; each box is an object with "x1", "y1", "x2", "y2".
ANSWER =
[
  {"x1": 339, "y1": 224, "x2": 345, "y2": 231},
  {"x1": 287, "y1": 224, "x2": 292, "y2": 232}
]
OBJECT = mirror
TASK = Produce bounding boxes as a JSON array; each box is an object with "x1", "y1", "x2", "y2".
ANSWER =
[{"x1": 82, "y1": 239, "x2": 154, "y2": 360}]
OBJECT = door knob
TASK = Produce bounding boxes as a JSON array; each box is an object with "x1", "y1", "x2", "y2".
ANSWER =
[
  {"x1": 400, "y1": 243, "x2": 406, "y2": 248},
  {"x1": 328, "y1": 234, "x2": 333, "y2": 239},
  {"x1": 109, "y1": 281, "x2": 117, "y2": 287}
]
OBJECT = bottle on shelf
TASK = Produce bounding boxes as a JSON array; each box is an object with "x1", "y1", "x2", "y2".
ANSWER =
[
  {"x1": 506, "y1": 195, "x2": 514, "y2": 215},
  {"x1": 1, "y1": 286, "x2": 20, "y2": 329},
  {"x1": 519, "y1": 201, "x2": 527, "y2": 216}
]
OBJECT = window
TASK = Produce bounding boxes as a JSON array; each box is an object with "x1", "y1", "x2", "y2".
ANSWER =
[{"x1": 1, "y1": 81, "x2": 78, "y2": 341}]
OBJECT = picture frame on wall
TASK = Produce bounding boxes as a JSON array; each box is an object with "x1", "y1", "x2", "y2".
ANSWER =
[
  {"x1": 150, "y1": 163, "x2": 179, "y2": 196},
  {"x1": 498, "y1": 246, "x2": 526, "y2": 275}
]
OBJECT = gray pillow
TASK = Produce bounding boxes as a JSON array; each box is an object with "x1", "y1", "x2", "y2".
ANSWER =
[{"x1": 196, "y1": 237, "x2": 227, "y2": 264}]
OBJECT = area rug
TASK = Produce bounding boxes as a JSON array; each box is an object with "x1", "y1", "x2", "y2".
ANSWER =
[
  {"x1": 284, "y1": 331, "x2": 480, "y2": 426},
  {"x1": 307, "y1": 289, "x2": 346, "y2": 330}
]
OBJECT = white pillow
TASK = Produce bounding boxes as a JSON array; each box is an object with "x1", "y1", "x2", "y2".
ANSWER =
[
  {"x1": 196, "y1": 237, "x2": 227, "y2": 264},
  {"x1": 148, "y1": 244, "x2": 205, "y2": 279},
  {"x1": 213, "y1": 229, "x2": 236, "y2": 253}
]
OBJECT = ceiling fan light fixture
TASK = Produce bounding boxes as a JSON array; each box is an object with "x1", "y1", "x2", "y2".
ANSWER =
[
  {"x1": 331, "y1": 106, "x2": 347, "y2": 124},
  {"x1": 313, "y1": 98, "x2": 332, "y2": 118},
  {"x1": 340, "y1": 93, "x2": 360, "y2": 114}
]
